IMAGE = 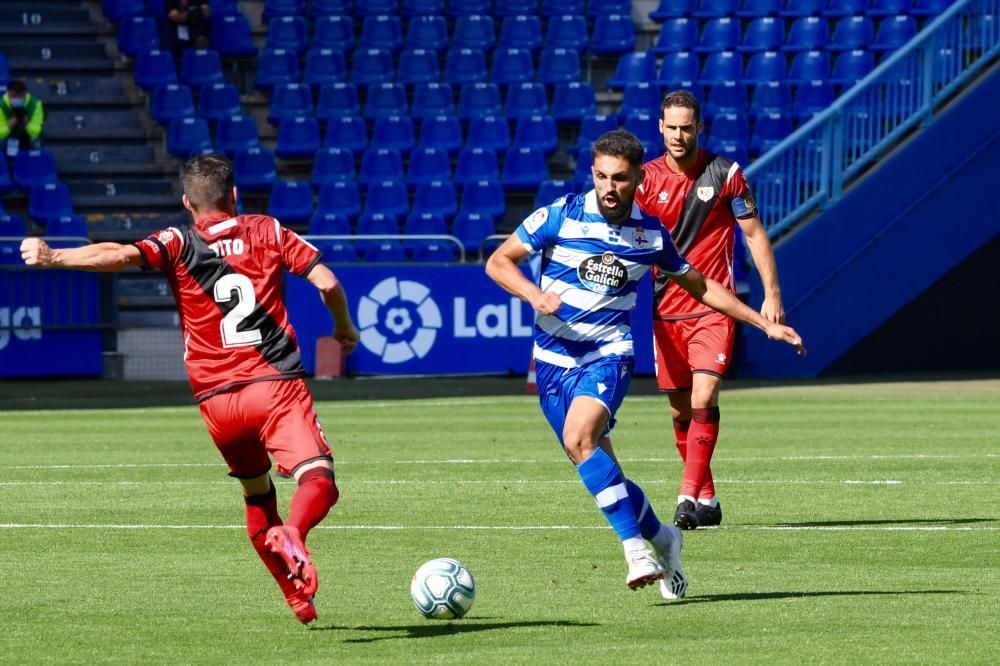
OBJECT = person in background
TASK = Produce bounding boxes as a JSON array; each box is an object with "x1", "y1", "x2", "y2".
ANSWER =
[
  {"x1": 0, "y1": 80, "x2": 45, "y2": 157},
  {"x1": 165, "y1": 0, "x2": 212, "y2": 60}
]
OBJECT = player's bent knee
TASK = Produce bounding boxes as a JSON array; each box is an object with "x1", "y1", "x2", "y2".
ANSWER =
[{"x1": 297, "y1": 466, "x2": 340, "y2": 507}]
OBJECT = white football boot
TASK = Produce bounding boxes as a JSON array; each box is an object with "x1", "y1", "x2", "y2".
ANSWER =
[
  {"x1": 625, "y1": 544, "x2": 666, "y2": 590},
  {"x1": 652, "y1": 524, "x2": 688, "y2": 600}
]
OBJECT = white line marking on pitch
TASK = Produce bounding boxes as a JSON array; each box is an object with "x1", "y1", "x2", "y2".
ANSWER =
[
  {"x1": 0, "y1": 523, "x2": 995, "y2": 532},
  {"x1": 1, "y1": 479, "x2": 998, "y2": 487}
]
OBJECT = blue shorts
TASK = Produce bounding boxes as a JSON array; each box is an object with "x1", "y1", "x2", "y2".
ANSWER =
[{"x1": 535, "y1": 356, "x2": 635, "y2": 447}]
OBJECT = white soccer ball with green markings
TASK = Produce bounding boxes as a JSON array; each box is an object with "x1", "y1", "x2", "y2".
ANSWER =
[{"x1": 410, "y1": 558, "x2": 476, "y2": 620}]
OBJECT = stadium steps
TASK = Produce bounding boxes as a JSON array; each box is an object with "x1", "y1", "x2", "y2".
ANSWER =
[{"x1": 0, "y1": 3, "x2": 103, "y2": 37}]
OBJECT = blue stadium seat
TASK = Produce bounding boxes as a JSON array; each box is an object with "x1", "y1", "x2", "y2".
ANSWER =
[
  {"x1": 545, "y1": 16, "x2": 589, "y2": 53},
  {"x1": 405, "y1": 212, "x2": 456, "y2": 262},
  {"x1": 502, "y1": 146, "x2": 548, "y2": 189},
  {"x1": 398, "y1": 49, "x2": 441, "y2": 86},
  {"x1": 540, "y1": 0, "x2": 585, "y2": 17},
  {"x1": 104, "y1": 0, "x2": 146, "y2": 20},
  {"x1": 870, "y1": 0, "x2": 913, "y2": 16},
  {"x1": 255, "y1": 49, "x2": 300, "y2": 91},
  {"x1": 181, "y1": 49, "x2": 224, "y2": 87},
  {"x1": 406, "y1": 15, "x2": 450, "y2": 51},
  {"x1": 411, "y1": 82, "x2": 455, "y2": 118},
  {"x1": 452, "y1": 15, "x2": 497, "y2": 51},
  {"x1": 364, "y1": 180, "x2": 411, "y2": 218},
  {"x1": 371, "y1": 115, "x2": 416, "y2": 154},
  {"x1": 266, "y1": 17, "x2": 308, "y2": 53},
  {"x1": 505, "y1": 82, "x2": 549, "y2": 119},
  {"x1": 452, "y1": 211, "x2": 496, "y2": 256},
  {"x1": 359, "y1": 148, "x2": 405, "y2": 187},
  {"x1": 705, "y1": 138, "x2": 749, "y2": 166},
  {"x1": 571, "y1": 114, "x2": 618, "y2": 157},
  {"x1": 355, "y1": 0, "x2": 399, "y2": 15},
  {"x1": 275, "y1": 116, "x2": 321, "y2": 158},
  {"x1": 317, "y1": 181, "x2": 362, "y2": 222},
  {"x1": 234, "y1": 148, "x2": 277, "y2": 191},
  {"x1": 620, "y1": 82, "x2": 662, "y2": 121},
  {"x1": 268, "y1": 181, "x2": 314, "y2": 225},
  {"x1": 351, "y1": 48, "x2": 395, "y2": 86},
  {"x1": 0, "y1": 213, "x2": 26, "y2": 237},
  {"x1": 360, "y1": 15, "x2": 405, "y2": 52},
  {"x1": 404, "y1": 210, "x2": 448, "y2": 235},
  {"x1": 364, "y1": 82, "x2": 408, "y2": 119},
  {"x1": 206, "y1": 0, "x2": 241, "y2": 15},
  {"x1": 499, "y1": 15, "x2": 544, "y2": 51},
  {"x1": 607, "y1": 51, "x2": 656, "y2": 90},
  {"x1": 215, "y1": 115, "x2": 261, "y2": 156},
  {"x1": 356, "y1": 213, "x2": 401, "y2": 251},
  {"x1": 649, "y1": 0, "x2": 697, "y2": 21},
  {"x1": 537, "y1": 48, "x2": 581, "y2": 85},
  {"x1": 911, "y1": 0, "x2": 955, "y2": 17},
  {"x1": 308, "y1": 212, "x2": 351, "y2": 236},
  {"x1": 736, "y1": 0, "x2": 781, "y2": 16},
  {"x1": 402, "y1": 0, "x2": 446, "y2": 15},
  {"x1": 705, "y1": 81, "x2": 749, "y2": 118},
  {"x1": 309, "y1": 0, "x2": 354, "y2": 18},
  {"x1": 449, "y1": 0, "x2": 493, "y2": 15},
  {"x1": 831, "y1": 49, "x2": 874, "y2": 87},
  {"x1": 657, "y1": 51, "x2": 700, "y2": 88},
  {"x1": 407, "y1": 147, "x2": 453, "y2": 186},
  {"x1": 591, "y1": 15, "x2": 638, "y2": 56},
  {"x1": 0, "y1": 159, "x2": 11, "y2": 193},
  {"x1": 198, "y1": 83, "x2": 241, "y2": 123},
  {"x1": 445, "y1": 48, "x2": 489, "y2": 85},
  {"x1": 749, "y1": 80, "x2": 792, "y2": 118},
  {"x1": 590, "y1": 0, "x2": 632, "y2": 15},
  {"x1": 787, "y1": 50, "x2": 831, "y2": 83},
  {"x1": 496, "y1": 0, "x2": 540, "y2": 15},
  {"x1": 0, "y1": 54, "x2": 9, "y2": 87},
  {"x1": 304, "y1": 49, "x2": 348, "y2": 90},
  {"x1": 697, "y1": 17, "x2": 742, "y2": 52},
  {"x1": 213, "y1": 15, "x2": 257, "y2": 57},
  {"x1": 650, "y1": 18, "x2": 699, "y2": 54},
  {"x1": 45, "y1": 215, "x2": 88, "y2": 239},
  {"x1": 792, "y1": 79, "x2": 834, "y2": 122},
  {"x1": 872, "y1": 15, "x2": 918, "y2": 51},
  {"x1": 571, "y1": 150, "x2": 593, "y2": 188},
  {"x1": 411, "y1": 180, "x2": 458, "y2": 219},
  {"x1": 822, "y1": 0, "x2": 867, "y2": 17},
  {"x1": 316, "y1": 83, "x2": 361, "y2": 121},
  {"x1": 313, "y1": 15, "x2": 356, "y2": 51},
  {"x1": 455, "y1": 148, "x2": 500, "y2": 186},
  {"x1": 311, "y1": 147, "x2": 356, "y2": 187},
  {"x1": 700, "y1": 51, "x2": 743, "y2": 84},
  {"x1": 410, "y1": 240, "x2": 458, "y2": 262},
  {"x1": 460, "y1": 179, "x2": 506, "y2": 219},
  {"x1": 623, "y1": 113, "x2": 665, "y2": 157},
  {"x1": 467, "y1": 115, "x2": 512, "y2": 152},
  {"x1": 829, "y1": 16, "x2": 875, "y2": 51},
  {"x1": 267, "y1": 83, "x2": 313, "y2": 127},
  {"x1": 118, "y1": 16, "x2": 159, "y2": 57},
  {"x1": 741, "y1": 17, "x2": 785, "y2": 51},
  {"x1": 418, "y1": 115, "x2": 464, "y2": 153},
  {"x1": 512, "y1": 115, "x2": 558, "y2": 155},
  {"x1": 551, "y1": 81, "x2": 596, "y2": 121},
  {"x1": 749, "y1": 110, "x2": 793, "y2": 154},
  {"x1": 708, "y1": 111, "x2": 750, "y2": 144},
  {"x1": 693, "y1": 0, "x2": 739, "y2": 17},
  {"x1": 29, "y1": 183, "x2": 75, "y2": 224},
  {"x1": 458, "y1": 82, "x2": 503, "y2": 120},
  {"x1": 315, "y1": 238, "x2": 360, "y2": 263},
  {"x1": 263, "y1": 0, "x2": 305, "y2": 21},
  {"x1": 13, "y1": 149, "x2": 58, "y2": 190},
  {"x1": 744, "y1": 50, "x2": 787, "y2": 84},
  {"x1": 135, "y1": 50, "x2": 177, "y2": 91},
  {"x1": 492, "y1": 48, "x2": 536, "y2": 87},
  {"x1": 783, "y1": 0, "x2": 824, "y2": 17},
  {"x1": 784, "y1": 17, "x2": 829, "y2": 51},
  {"x1": 168, "y1": 117, "x2": 213, "y2": 158},
  {"x1": 323, "y1": 115, "x2": 368, "y2": 155},
  {"x1": 363, "y1": 240, "x2": 408, "y2": 263}
]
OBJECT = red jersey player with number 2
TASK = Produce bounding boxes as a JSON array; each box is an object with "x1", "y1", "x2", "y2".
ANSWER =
[
  {"x1": 636, "y1": 91, "x2": 789, "y2": 531},
  {"x1": 20, "y1": 155, "x2": 360, "y2": 625}
]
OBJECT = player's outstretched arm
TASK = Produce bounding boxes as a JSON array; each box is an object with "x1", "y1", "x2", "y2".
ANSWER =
[
  {"x1": 738, "y1": 215, "x2": 785, "y2": 324},
  {"x1": 20, "y1": 237, "x2": 143, "y2": 272},
  {"x1": 306, "y1": 263, "x2": 359, "y2": 355},
  {"x1": 674, "y1": 267, "x2": 805, "y2": 356},
  {"x1": 485, "y1": 234, "x2": 561, "y2": 315}
]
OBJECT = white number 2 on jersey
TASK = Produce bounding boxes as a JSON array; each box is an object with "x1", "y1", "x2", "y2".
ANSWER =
[{"x1": 214, "y1": 273, "x2": 263, "y2": 348}]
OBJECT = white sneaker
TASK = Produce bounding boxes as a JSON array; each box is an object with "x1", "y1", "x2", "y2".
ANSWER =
[
  {"x1": 625, "y1": 545, "x2": 665, "y2": 590},
  {"x1": 652, "y1": 524, "x2": 688, "y2": 600}
]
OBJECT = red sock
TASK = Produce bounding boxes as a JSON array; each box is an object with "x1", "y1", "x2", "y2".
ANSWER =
[
  {"x1": 673, "y1": 418, "x2": 690, "y2": 463},
  {"x1": 286, "y1": 468, "x2": 339, "y2": 542},
  {"x1": 245, "y1": 486, "x2": 298, "y2": 596},
  {"x1": 680, "y1": 407, "x2": 720, "y2": 499}
]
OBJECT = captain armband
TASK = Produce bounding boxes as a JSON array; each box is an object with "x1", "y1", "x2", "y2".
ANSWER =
[{"x1": 731, "y1": 193, "x2": 758, "y2": 220}]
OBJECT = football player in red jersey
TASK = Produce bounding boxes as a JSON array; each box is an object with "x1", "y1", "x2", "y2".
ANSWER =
[
  {"x1": 20, "y1": 154, "x2": 360, "y2": 624},
  {"x1": 635, "y1": 91, "x2": 787, "y2": 530}
]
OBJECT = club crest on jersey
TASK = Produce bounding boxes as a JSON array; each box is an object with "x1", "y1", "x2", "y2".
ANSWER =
[
  {"x1": 697, "y1": 186, "x2": 715, "y2": 202},
  {"x1": 658, "y1": 191, "x2": 669, "y2": 203},
  {"x1": 633, "y1": 227, "x2": 648, "y2": 247},
  {"x1": 157, "y1": 229, "x2": 175, "y2": 244},
  {"x1": 578, "y1": 252, "x2": 628, "y2": 295}
]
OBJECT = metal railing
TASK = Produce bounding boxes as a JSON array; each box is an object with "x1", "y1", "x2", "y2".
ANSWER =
[
  {"x1": 745, "y1": 0, "x2": 1000, "y2": 239},
  {"x1": 305, "y1": 234, "x2": 467, "y2": 263}
]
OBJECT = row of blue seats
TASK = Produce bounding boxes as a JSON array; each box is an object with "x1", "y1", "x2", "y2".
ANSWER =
[
  {"x1": 0, "y1": 183, "x2": 80, "y2": 226},
  {"x1": 650, "y1": 0, "x2": 954, "y2": 21},
  {"x1": 254, "y1": 0, "x2": 633, "y2": 21}
]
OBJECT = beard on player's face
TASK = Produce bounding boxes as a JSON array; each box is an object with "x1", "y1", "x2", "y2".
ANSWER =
[{"x1": 596, "y1": 194, "x2": 632, "y2": 224}]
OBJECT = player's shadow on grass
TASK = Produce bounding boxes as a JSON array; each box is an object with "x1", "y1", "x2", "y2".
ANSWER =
[
  {"x1": 662, "y1": 589, "x2": 967, "y2": 607},
  {"x1": 767, "y1": 517, "x2": 997, "y2": 528},
  {"x1": 316, "y1": 619, "x2": 599, "y2": 642}
]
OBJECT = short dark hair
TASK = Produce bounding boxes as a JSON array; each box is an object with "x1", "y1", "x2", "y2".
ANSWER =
[
  {"x1": 181, "y1": 154, "x2": 234, "y2": 210},
  {"x1": 7, "y1": 80, "x2": 26, "y2": 95},
  {"x1": 591, "y1": 129, "x2": 645, "y2": 169},
  {"x1": 661, "y1": 89, "x2": 702, "y2": 124}
]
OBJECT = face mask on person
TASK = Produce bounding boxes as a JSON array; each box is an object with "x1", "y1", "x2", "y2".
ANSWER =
[{"x1": 10, "y1": 98, "x2": 25, "y2": 108}]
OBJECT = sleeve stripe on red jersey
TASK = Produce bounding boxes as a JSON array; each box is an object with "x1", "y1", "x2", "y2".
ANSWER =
[
  {"x1": 273, "y1": 218, "x2": 282, "y2": 243},
  {"x1": 206, "y1": 218, "x2": 238, "y2": 235},
  {"x1": 169, "y1": 227, "x2": 185, "y2": 251},
  {"x1": 726, "y1": 161, "x2": 740, "y2": 184}
]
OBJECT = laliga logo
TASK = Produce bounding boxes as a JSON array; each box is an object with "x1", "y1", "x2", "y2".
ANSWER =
[{"x1": 357, "y1": 277, "x2": 442, "y2": 364}]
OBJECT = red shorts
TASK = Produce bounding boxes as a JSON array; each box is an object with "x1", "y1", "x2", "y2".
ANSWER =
[
  {"x1": 653, "y1": 311, "x2": 735, "y2": 391},
  {"x1": 199, "y1": 378, "x2": 331, "y2": 479}
]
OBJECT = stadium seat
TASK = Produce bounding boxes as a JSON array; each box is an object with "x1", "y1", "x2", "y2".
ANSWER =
[
  {"x1": 591, "y1": 15, "x2": 638, "y2": 56},
  {"x1": 650, "y1": 18, "x2": 699, "y2": 54},
  {"x1": 167, "y1": 117, "x2": 213, "y2": 158},
  {"x1": 657, "y1": 51, "x2": 700, "y2": 88},
  {"x1": 308, "y1": 212, "x2": 352, "y2": 236},
  {"x1": 45, "y1": 214, "x2": 89, "y2": 239},
  {"x1": 551, "y1": 81, "x2": 596, "y2": 121},
  {"x1": 316, "y1": 83, "x2": 361, "y2": 121},
  {"x1": 371, "y1": 115, "x2": 416, "y2": 154},
  {"x1": 181, "y1": 49, "x2": 224, "y2": 87},
  {"x1": 418, "y1": 115, "x2": 464, "y2": 153},
  {"x1": 749, "y1": 111, "x2": 793, "y2": 155},
  {"x1": 700, "y1": 51, "x2": 743, "y2": 84},
  {"x1": 364, "y1": 180, "x2": 411, "y2": 218},
  {"x1": 0, "y1": 159, "x2": 11, "y2": 193},
  {"x1": 736, "y1": 0, "x2": 781, "y2": 16},
  {"x1": 359, "y1": 148, "x2": 405, "y2": 187},
  {"x1": 467, "y1": 115, "x2": 512, "y2": 152},
  {"x1": 255, "y1": 49, "x2": 300, "y2": 91},
  {"x1": 407, "y1": 147, "x2": 453, "y2": 186},
  {"x1": 304, "y1": 49, "x2": 348, "y2": 89},
  {"x1": 398, "y1": 49, "x2": 441, "y2": 86},
  {"x1": 870, "y1": 0, "x2": 913, "y2": 16},
  {"x1": 402, "y1": 0, "x2": 446, "y2": 15},
  {"x1": 309, "y1": 0, "x2": 353, "y2": 16},
  {"x1": 705, "y1": 81, "x2": 749, "y2": 118},
  {"x1": 455, "y1": 148, "x2": 500, "y2": 186},
  {"x1": 571, "y1": 114, "x2": 618, "y2": 158},
  {"x1": 693, "y1": 0, "x2": 739, "y2": 17},
  {"x1": 207, "y1": 0, "x2": 241, "y2": 15},
  {"x1": 872, "y1": 15, "x2": 918, "y2": 51},
  {"x1": 317, "y1": 181, "x2": 362, "y2": 221},
  {"x1": 741, "y1": 17, "x2": 785, "y2": 51},
  {"x1": 405, "y1": 213, "x2": 456, "y2": 262},
  {"x1": 591, "y1": 0, "x2": 632, "y2": 16},
  {"x1": 505, "y1": 82, "x2": 549, "y2": 119},
  {"x1": 311, "y1": 147, "x2": 355, "y2": 187},
  {"x1": 696, "y1": 17, "x2": 741, "y2": 52},
  {"x1": 452, "y1": 15, "x2": 497, "y2": 51},
  {"x1": 493, "y1": 48, "x2": 536, "y2": 87},
  {"x1": 364, "y1": 82, "x2": 408, "y2": 119},
  {"x1": 267, "y1": 83, "x2": 313, "y2": 126},
  {"x1": 784, "y1": 17, "x2": 829, "y2": 52},
  {"x1": 540, "y1": 0, "x2": 585, "y2": 17},
  {"x1": 315, "y1": 239, "x2": 360, "y2": 263},
  {"x1": 404, "y1": 210, "x2": 448, "y2": 237},
  {"x1": 829, "y1": 17, "x2": 875, "y2": 51},
  {"x1": 104, "y1": 0, "x2": 146, "y2": 20},
  {"x1": 497, "y1": 0, "x2": 540, "y2": 15},
  {"x1": 13, "y1": 149, "x2": 58, "y2": 190},
  {"x1": 355, "y1": 0, "x2": 399, "y2": 15},
  {"x1": 708, "y1": 112, "x2": 750, "y2": 144},
  {"x1": 620, "y1": 82, "x2": 662, "y2": 121},
  {"x1": 449, "y1": 0, "x2": 492, "y2": 15},
  {"x1": 313, "y1": 15, "x2": 356, "y2": 51},
  {"x1": 743, "y1": 50, "x2": 787, "y2": 85},
  {"x1": 362, "y1": 240, "x2": 408, "y2": 263},
  {"x1": 572, "y1": 150, "x2": 593, "y2": 188},
  {"x1": 118, "y1": 16, "x2": 159, "y2": 57},
  {"x1": 234, "y1": 148, "x2": 277, "y2": 191},
  {"x1": 460, "y1": 179, "x2": 506, "y2": 219},
  {"x1": 537, "y1": 48, "x2": 581, "y2": 85},
  {"x1": 135, "y1": 50, "x2": 177, "y2": 91},
  {"x1": 452, "y1": 211, "x2": 496, "y2": 256},
  {"x1": 29, "y1": 183, "x2": 75, "y2": 224},
  {"x1": 649, "y1": 0, "x2": 697, "y2": 21},
  {"x1": 502, "y1": 146, "x2": 549, "y2": 189},
  {"x1": 360, "y1": 15, "x2": 405, "y2": 52},
  {"x1": 458, "y1": 82, "x2": 503, "y2": 120},
  {"x1": 783, "y1": 0, "x2": 824, "y2": 17},
  {"x1": 212, "y1": 15, "x2": 256, "y2": 57},
  {"x1": 198, "y1": 83, "x2": 241, "y2": 123},
  {"x1": 411, "y1": 180, "x2": 458, "y2": 219},
  {"x1": 0, "y1": 54, "x2": 10, "y2": 87},
  {"x1": 352, "y1": 48, "x2": 395, "y2": 86},
  {"x1": 215, "y1": 115, "x2": 261, "y2": 156},
  {"x1": 749, "y1": 80, "x2": 792, "y2": 118},
  {"x1": 499, "y1": 15, "x2": 544, "y2": 51},
  {"x1": 792, "y1": 79, "x2": 834, "y2": 123},
  {"x1": 0, "y1": 213, "x2": 26, "y2": 237},
  {"x1": 512, "y1": 115, "x2": 558, "y2": 155},
  {"x1": 911, "y1": 0, "x2": 954, "y2": 16},
  {"x1": 268, "y1": 181, "x2": 314, "y2": 225},
  {"x1": 607, "y1": 51, "x2": 656, "y2": 90},
  {"x1": 406, "y1": 15, "x2": 450, "y2": 51},
  {"x1": 323, "y1": 115, "x2": 368, "y2": 155},
  {"x1": 445, "y1": 48, "x2": 489, "y2": 85},
  {"x1": 545, "y1": 15, "x2": 589, "y2": 51},
  {"x1": 831, "y1": 49, "x2": 875, "y2": 87},
  {"x1": 623, "y1": 113, "x2": 665, "y2": 157},
  {"x1": 822, "y1": 0, "x2": 868, "y2": 17},
  {"x1": 411, "y1": 82, "x2": 455, "y2": 118},
  {"x1": 356, "y1": 212, "x2": 401, "y2": 250},
  {"x1": 263, "y1": 0, "x2": 305, "y2": 21},
  {"x1": 787, "y1": 50, "x2": 831, "y2": 83},
  {"x1": 275, "y1": 117, "x2": 321, "y2": 158}
]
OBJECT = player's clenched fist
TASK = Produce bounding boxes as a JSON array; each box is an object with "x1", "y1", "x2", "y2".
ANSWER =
[
  {"x1": 20, "y1": 237, "x2": 53, "y2": 267},
  {"x1": 530, "y1": 292, "x2": 561, "y2": 316}
]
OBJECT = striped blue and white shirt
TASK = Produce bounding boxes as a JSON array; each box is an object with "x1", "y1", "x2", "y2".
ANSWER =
[{"x1": 515, "y1": 190, "x2": 691, "y2": 368}]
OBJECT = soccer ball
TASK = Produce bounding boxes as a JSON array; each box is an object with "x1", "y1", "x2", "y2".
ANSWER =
[{"x1": 410, "y1": 558, "x2": 476, "y2": 620}]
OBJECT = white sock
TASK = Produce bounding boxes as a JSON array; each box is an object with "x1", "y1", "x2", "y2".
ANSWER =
[
  {"x1": 677, "y1": 494, "x2": 696, "y2": 505},
  {"x1": 623, "y1": 537, "x2": 647, "y2": 554},
  {"x1": 697, "y1": 497, "x2": 719, "y2": 508}
]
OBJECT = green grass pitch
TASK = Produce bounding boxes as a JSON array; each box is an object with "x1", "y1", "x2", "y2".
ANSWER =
[{"x1": 1, "y1": 378, "x2": 998, "y2": 664}]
